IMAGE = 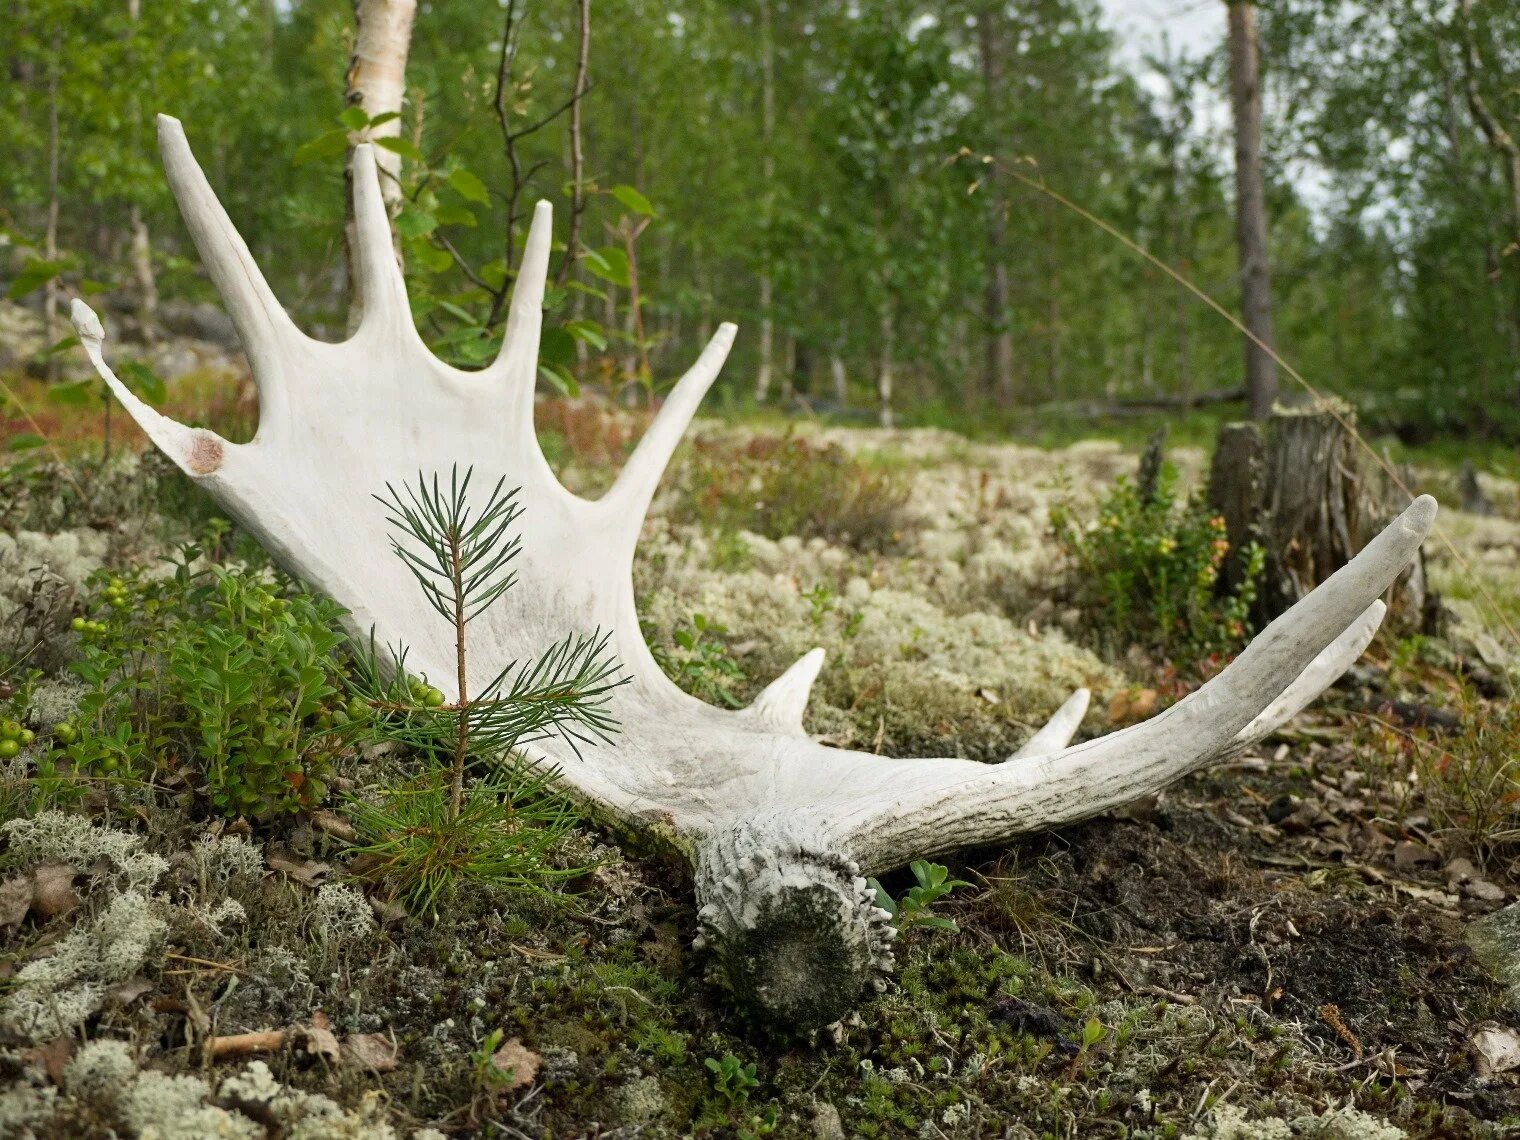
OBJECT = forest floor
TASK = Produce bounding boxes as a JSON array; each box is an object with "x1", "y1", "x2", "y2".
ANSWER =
[{"x1": 2, "y1": 402, "x2": 1520, "y2": 1138}]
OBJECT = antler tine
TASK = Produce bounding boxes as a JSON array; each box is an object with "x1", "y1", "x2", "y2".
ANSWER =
[
  {"x1": 747, "y1": 648, "x2": 827, "y2": 734},
  {"x1": 156, "y1": 116, "x2": 305, "y2": 384},
  {"x1": 1221, "y1": 599, "x2": 1384, "y2": 761},
  {"x1": 71, "y1": 300, "x2": 234, "y2": 478},
  {"x1": 488, "y1": 200, "x2": 553, "y2": 439},
  {"x1": 349, "y1": 143, "x2": 412, "y2": 331},
  {"x1": 604, "y1": 322, "x2": 738, "y2": 523},
  {"x1": 1006, "y1": 688, "x2": 1090, "y2": 761},
  {"x1": 850, "y1": 495, "x2": 1435, "y2": 867}
]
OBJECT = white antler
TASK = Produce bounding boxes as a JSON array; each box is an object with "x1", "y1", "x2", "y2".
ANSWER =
[{"x1": 74, "y1": 116, "x2": 1434, "y2": 1029}]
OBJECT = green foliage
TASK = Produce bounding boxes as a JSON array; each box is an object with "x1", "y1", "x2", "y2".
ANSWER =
[
  {"x1": 1389, "y1": 690, "x2": 1520, "y2": 867},
  {"x1": 44, "y1": 553, "x2": 348, "y2": 819},
  {"x1": 646, "y1": 613, "x2": 745, "y2": 709},
  {"x1": 1051, "y1": 468, "x2": 1264, "y2": 666},
  {"x1": 703, "y1": 1053, "x2": 758, "y2": 1103},
  {"x1": 673, "y1": 433, "x2": 912, "y2": 553},
  {"x1": 868, "y1": 859, "x2": 972, "y2": 934},
  {"x1": 347, "y1": 761, "x2": 581, "y2": 917},
  {"x1": 344, "y1": 465, "x2": 622, "y2": 912}
]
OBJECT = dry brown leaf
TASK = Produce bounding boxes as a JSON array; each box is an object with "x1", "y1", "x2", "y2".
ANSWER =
[
  {"x1": 31, "y1": 863, "x2": 79, "y2": 919},
  {"x1": 23, "y1": 1038, "x2": 75, "y2": 1084},
  {"x1": 311, "y1": 810, "x2": 357, "y2": 843},
  {"x1": 299, "y1": 1012, "x2": 341, "y2": 1063},
  {"x1": 342, "y1": 1033, "x2": 399, "y2": 1072},
  {"x1": 266, "y1": 849, "x2": 330, "y2": 887},
  {"x1": 490, "y1": 1038, "x2": 541, "y2": 1092},
  {"x1": 0, "y1": 875, "x2": 31, "y2": 929},
  {"x1": 107, "y1": 978, "x2": 154, "y2": 1008},
  {"x1": 1470, "y1": 1023, "x2": 1520, "y2": 1076}
]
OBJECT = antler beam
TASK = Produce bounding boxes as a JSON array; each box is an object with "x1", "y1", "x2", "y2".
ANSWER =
[{"x1": 73, "y1": 116, "x2": 1435, "y2": 1030}]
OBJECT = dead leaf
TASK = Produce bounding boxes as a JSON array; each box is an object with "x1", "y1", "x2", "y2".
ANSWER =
[
  {"x1": 342, "y1": 1033, "x2": 399, "y2": 1072},
  {"x1": 1470, "y1": 1023, "x2": 1520, "y2": 1076},
  {"x1": 0, "y1": 875, "x2": 31, "y2": 929},
  {"x1": 23, "y1": 1038, "x2": 75, "y2": 1084},
  {"x1": 297, "y1": 1011, "x2": 341, "y2": 1063},
  {"x1": 31, "y1": 863, "x2": 79, "y2": 919},
  {"x1": 489, "y1": 1038, "x2": 541, "y2": 1092},
  {"x1": 266, "y1": 849, "x2": 330, "y2": 887},
  {"x1": 107, "y1": 978, "x2": 154, "y2": 1008},
  {"x1": 369, "y1": 896, "x2": 407, "y2": 925},
  {"x1": 311, "y1": 810, "x2": 357, "y2": 843}
]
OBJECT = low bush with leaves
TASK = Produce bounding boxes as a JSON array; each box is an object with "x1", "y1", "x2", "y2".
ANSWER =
[
  {"x1": 672, "y1": 431, "x2": 913, "y2": 552},
  {"x1": 35, "y1": 552, "x2": 350, "y2": 819},
  {"x1": 1050, "y1": 465, "x2": 1263, "y2": 666},
  {"x1": 869, "y1": 859, "x2": 972, "y2": 934}
]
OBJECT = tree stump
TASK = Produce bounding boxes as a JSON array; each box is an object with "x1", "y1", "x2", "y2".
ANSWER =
[{"x1": 1207, "y1": 398, "x2": 1431, "y2": 629}]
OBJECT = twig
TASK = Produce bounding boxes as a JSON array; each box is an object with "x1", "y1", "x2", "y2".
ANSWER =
[
  {"x1": 205, "y1": 1029, "x2": 286, "y2": 1060},
  {"x1": 559, "y1": 0, "x2": 593, "y2": 287}
]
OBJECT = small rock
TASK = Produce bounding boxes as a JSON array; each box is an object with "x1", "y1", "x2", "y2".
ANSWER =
[
  {"x1": 1393, "y1": 841, "x2": 1438, "y2": 871},
  {"x1": 1465, "y1": 902, "x2": 1520, "y2": 1009},
  {"x1": 1466, "y1": 880, "x2": 1508, "y2": 903},
  {"x1": 811, "y1": 1100, "x2": 847, "y2": 1140}
]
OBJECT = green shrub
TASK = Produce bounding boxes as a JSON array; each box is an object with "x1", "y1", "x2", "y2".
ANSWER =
[
  {"x1": 49, "y1": 551, "x2": 349, "y2": 819},
  {"x1": 1050, "y1": 466, "x2": 1263, "y2": 666},
  {"x1": 672, "y1": 431, "x2": 912, "y2": 552}
]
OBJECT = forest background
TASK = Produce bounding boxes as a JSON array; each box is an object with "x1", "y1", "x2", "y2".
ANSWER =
[{"x1": 2, "y1": 0, "x2": 1518, "y2": 446}]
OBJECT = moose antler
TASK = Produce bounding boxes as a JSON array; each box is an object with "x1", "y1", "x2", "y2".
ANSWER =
[{"x1": 73, "y1": 116, "x2": 1435, "y2": 1029}]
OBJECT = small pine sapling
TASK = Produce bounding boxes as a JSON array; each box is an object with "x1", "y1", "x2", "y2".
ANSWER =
[{"x1": 346, "y1": 465, "x2": 626, "y2": 911}]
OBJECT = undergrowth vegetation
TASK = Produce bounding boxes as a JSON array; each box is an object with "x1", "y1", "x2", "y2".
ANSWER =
[
  {"x1": 671, "y1": 431, "x2": 913, "y2": 553},
  {"x1": 0, "y1": 426, "x2": 1517, "y2": 1137},
  {"x1": 1051, "y1": 463, "x2": 1264, "y2": 667}
]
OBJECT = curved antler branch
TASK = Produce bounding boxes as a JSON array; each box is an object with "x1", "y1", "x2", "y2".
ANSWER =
[
  {"x1": 71, "y1": 300, "x2": 235, "y2": 479},
  {"x1": 844, "y1": 496, "x2": 1434, "y2": 870}
]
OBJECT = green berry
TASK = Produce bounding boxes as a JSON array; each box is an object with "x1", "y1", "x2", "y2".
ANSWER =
[
  {"x1": 1, "y1": 721, "x2": 19, "y2": 741},
  {"x1": 53, "y1": 723, "x2": 78, "y2": 745},
  {"x1": 18, "y1": 729, "x2": 34, "y2": 746},
  {"x1": 0, "y1": 740, "x2": 18, "y2": 759},
  {"x1": 346, "y1": 698, "x2": 369, "y2": 720},
  {"x1": 424, "y1": 688, "x2": 445, "y2": 707},
  {"x1": 101, "y1": 756, "x2": 119, "y2": 772},
  {"x1": 71, "y1": 617, "x2": 87, "y2": 632}
]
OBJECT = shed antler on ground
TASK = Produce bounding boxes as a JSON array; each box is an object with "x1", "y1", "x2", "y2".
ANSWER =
[{"x1": 73, "y1": 117, "x2": 1435, "y2": 1029}]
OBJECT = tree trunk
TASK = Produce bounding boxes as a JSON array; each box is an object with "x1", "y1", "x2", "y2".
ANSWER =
[
  {"x1": 1227, "y1": 2, "x2": 1278, "y2": 420},
  {"x1": 754, "y1": 0, "x2": 776, "y2": 403},
  {"x1": 831, "y1": 351, "x2": 847, "y2": 406},
  {"x1": 344, "y1": 0, "x2": 417, "y2": 322},
  {"x1": 877, "y1": 306, "x2": 895, "y2": 430},
  {"x1": 977, "y1": 5, "x2": 1015, "y2": 405},
  {"x1": 558, "y1": 0, "x2": 592, "y2": 287},
  {"x1": 130, "y1": 206, "x2": 158, "y2": 343},
  {"x1": 41, "y1": 29, "x2": 61, "y2": 380},
  {"x1": 1207, "y1": 400, "x2": 1430, "y2": 628}
]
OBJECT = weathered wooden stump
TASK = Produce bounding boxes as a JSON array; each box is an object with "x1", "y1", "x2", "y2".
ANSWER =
[{"x1": 1207, "y1": 398, "x2": 1431, "y2": 629}]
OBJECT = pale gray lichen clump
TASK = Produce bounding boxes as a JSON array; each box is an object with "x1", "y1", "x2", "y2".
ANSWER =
[
  {"x1": 2, "y1": 811, "x2": 169, "y2": 892},
  {"x1": 315, "y1": 881, "x2": 378, "y2": 947},
  {"x1": 3, "y1": 889, "x2": 167, "y2": 1040},
  {"x1": 1188, "y1": 1104, "x2": 1407, "y2": 1140}
]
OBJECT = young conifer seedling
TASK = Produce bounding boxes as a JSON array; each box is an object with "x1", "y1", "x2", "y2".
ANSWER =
[{"x1": 345, "y1": 465, "x2": 626, "y2": 913}]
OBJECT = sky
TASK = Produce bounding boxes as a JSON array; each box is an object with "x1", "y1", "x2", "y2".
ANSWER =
[{"x1": 1098, "y1": 0, "x2": 1224, "y2": 67}]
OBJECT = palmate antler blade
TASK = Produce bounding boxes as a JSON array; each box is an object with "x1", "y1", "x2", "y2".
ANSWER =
[{"x1": 73, "y1": 115, "x2": 1433, "y2": 1030}]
